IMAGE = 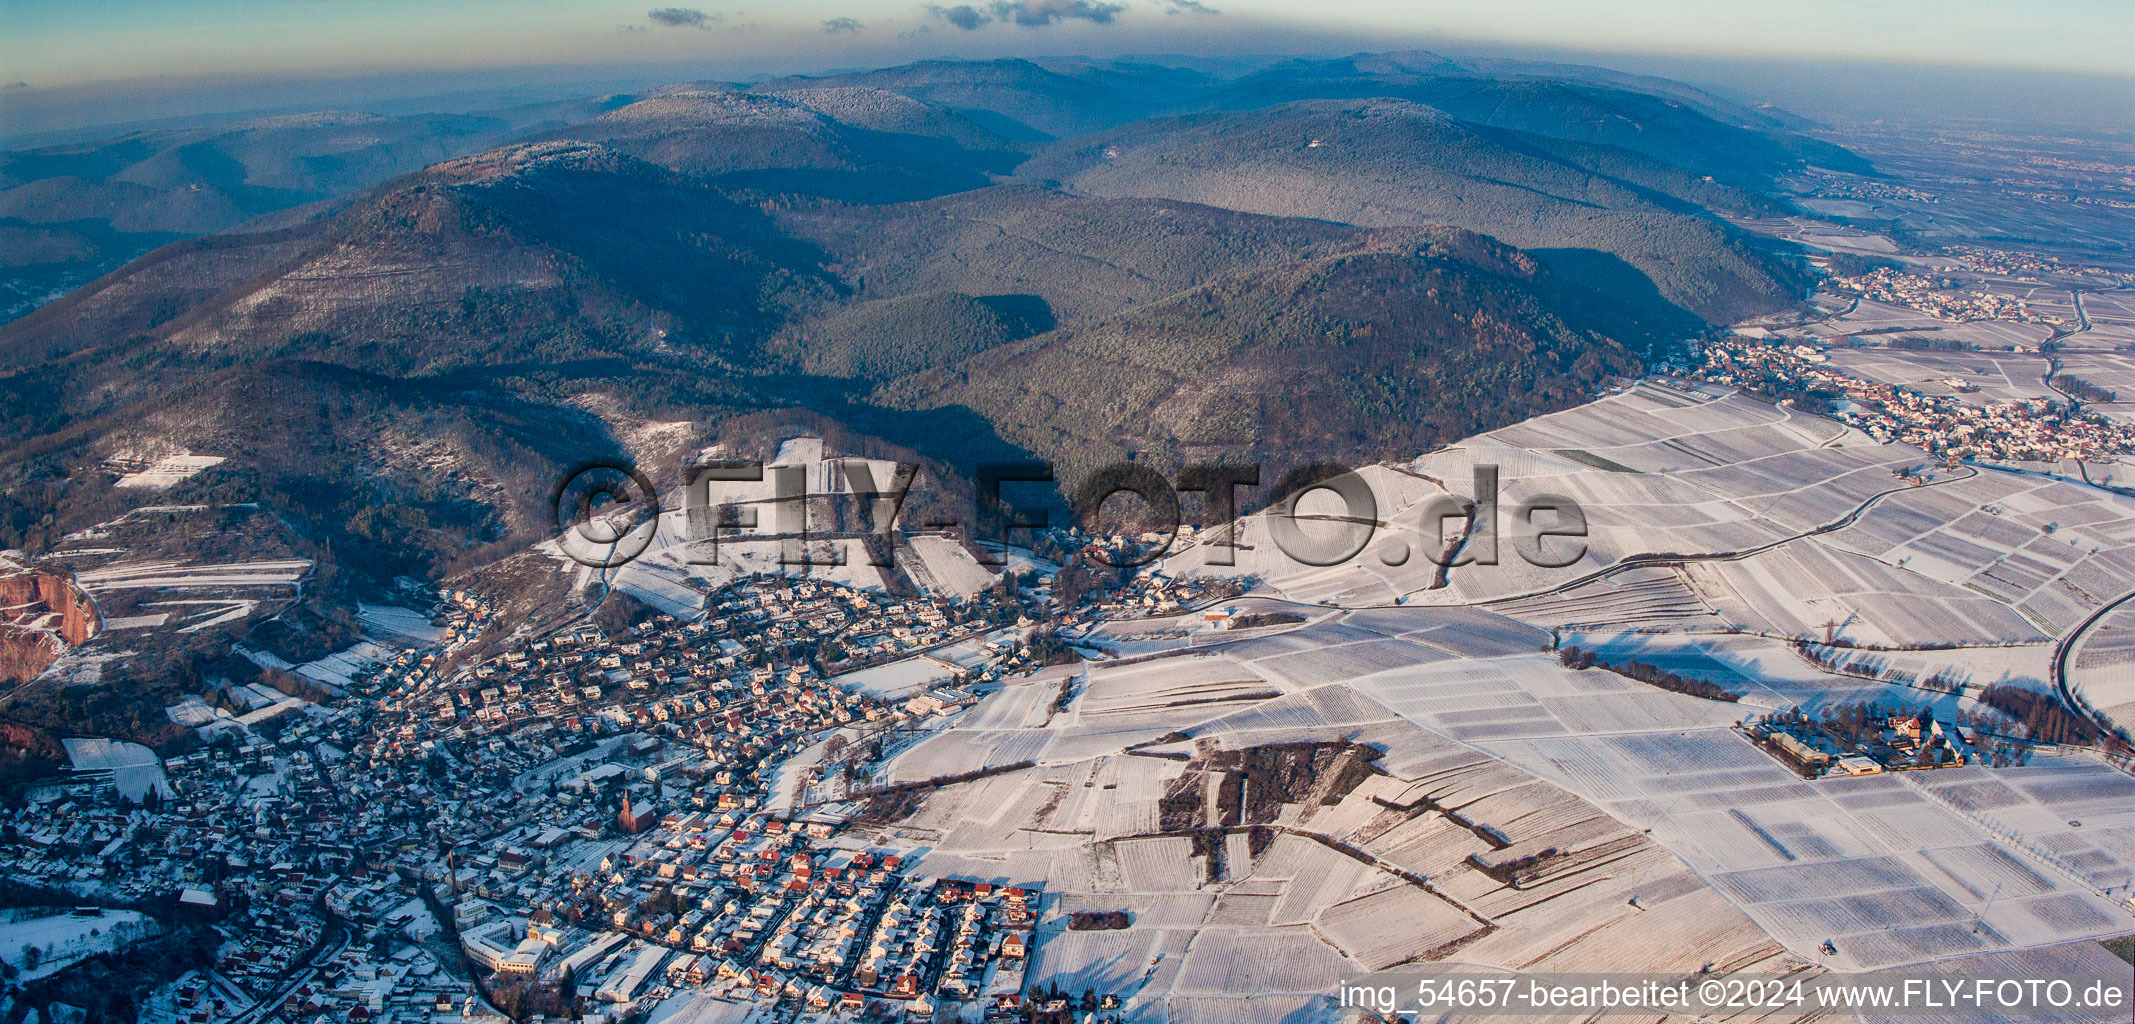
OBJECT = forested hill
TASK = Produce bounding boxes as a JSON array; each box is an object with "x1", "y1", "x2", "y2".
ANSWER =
[
  {"x1": 1018, "y1": 98, "x2": 1810, "y2": 325},
  {"x1": 0, "y1": 51, "x2": 1844, "y2": 590},
  {"x1": 872, "y1": 229, "x2": 1643, "y2": 486}
]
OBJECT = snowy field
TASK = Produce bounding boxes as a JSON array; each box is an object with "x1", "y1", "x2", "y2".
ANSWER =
[
  {"x1": 1565, "y1": 630, "x2": 2052, "y2": 710},
  {"x1": 1234, "y1": 616, "x2": 2135, "y2": 971},
  {"x1": 55, "y1": 556, "x2": 309, "y2": 636},
  {"x1": 879, "y1": 678, "x2": 1811, "y2": 1018},
  {"x1": 1801, "y1": 299, "x2": 2056, "y2": 351},
  {"x1": 870, "y1": 579, "x2": 2135, "y2": 994},
  {"x1": 163, "y1": 695, "x2": 249, "y2": 743},
  {"x1": 72, "y1": 558, "x2": 309, "y2": 591},
  {"x1": 2069, "y1": 601, "x2": 2135, "y2": 739},
  {"x1": 61, "y1": 737, "x2": 171, "y2": 800},
  {"x1": 0, "y1": 909, "x2": 153, "y2": 982},
  {"x1": 831, "y1": 655, "x2": 960, "y2": 699},
  {"x1": 903, "y1": 534, "x2": 999, "y2": 599},
  {"x1": 294, "y1": 639, "x2": 398, "y2": 689},
  {"x1": 1155, "y1": 384, "x2": 2135, "y2": 674},
  {"x1": 112, "y1": 454, "x2": 225, "y2": 490},
  {"x1": 1824, "y1": 348, "x2": 2058, "y2": 407},
  {"x1": 358, "y1": 603, "x2": 446, "y2": 644}
]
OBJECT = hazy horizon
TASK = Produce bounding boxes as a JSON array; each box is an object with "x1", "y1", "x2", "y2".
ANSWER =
[
  {"x1": 3, "y1": 47, "x2": 2130, "y2": 147},
  {"x1": 3, "y1": 0, "x2": 2130, "y2": 141}
]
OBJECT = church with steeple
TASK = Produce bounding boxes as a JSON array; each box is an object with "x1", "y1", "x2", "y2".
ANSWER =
[{"x1": 617, "y1": 793, "x2": 658, "y2": 834}]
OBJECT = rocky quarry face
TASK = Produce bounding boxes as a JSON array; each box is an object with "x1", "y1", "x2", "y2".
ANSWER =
[{"x1": 0, "y1": 570, "x2": 99, "y2": 683}]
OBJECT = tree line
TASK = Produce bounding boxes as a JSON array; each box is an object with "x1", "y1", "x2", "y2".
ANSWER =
[{"x1": 1557, "y1": 645, "x2": 1742, "y2": 702}]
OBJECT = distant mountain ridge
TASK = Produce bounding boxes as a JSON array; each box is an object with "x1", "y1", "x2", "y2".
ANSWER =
[
  {"x1": 537, "y1": 87, "x2": 1023, "y2": 202},
  {"x1": 1019, "y1": 97, "x2": 1809, "y2": 324},
  {"x1": 753, "y1": 49, "x2": 1865, "y2": 178},
  {"x1": 751, "y1": 57, "x2": 1221, "y2": 139},
  {"x1": 0, "y1": 96, "x2": 634, "y2": 320},
  {"x1": 1197, "y1": 51, "x2": 1870, "y2": 181}
]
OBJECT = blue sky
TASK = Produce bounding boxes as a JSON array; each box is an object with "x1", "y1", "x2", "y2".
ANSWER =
[{"x1": 2, "y1": 1, "x2": 2128, "y2": 90}]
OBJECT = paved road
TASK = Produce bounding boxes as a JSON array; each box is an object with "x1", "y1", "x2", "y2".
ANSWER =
[
  {"x1": 225, "y1": 966, "x2": 317, "y2": 1024},
  {"x1": 2050, "y1": 584, "x2": 2135, "y2": 750}
]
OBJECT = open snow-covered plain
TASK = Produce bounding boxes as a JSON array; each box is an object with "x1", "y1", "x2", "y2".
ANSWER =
[
  {"x1": 832, "y1": 381, "x2": 2135, "y2": 1019},
  {"x1": 860, "y1": 614, "x2": 2132, "y2": 1011},
  {"x1": 1165, "y1": 382, "x2": 2135, "y2": 642}
]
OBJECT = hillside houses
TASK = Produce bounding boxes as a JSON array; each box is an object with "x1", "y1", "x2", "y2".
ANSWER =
[
  {"x1": 5, "y1": 552, "x2": 1167, "y2": 1021},
  {"x1": 1699, "y1": 337, "x2": 2135, "y2": 463}
]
